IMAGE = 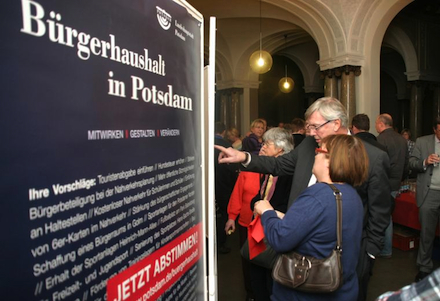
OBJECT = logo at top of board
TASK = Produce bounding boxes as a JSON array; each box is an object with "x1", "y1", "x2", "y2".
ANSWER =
[{"x1": 156, "y1": 6, "x2": 172, "y2": 30}]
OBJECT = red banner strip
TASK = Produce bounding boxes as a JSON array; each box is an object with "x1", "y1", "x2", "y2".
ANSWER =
[{"x1": 107, "y1": 222, "x2": 203, "y2": 301}]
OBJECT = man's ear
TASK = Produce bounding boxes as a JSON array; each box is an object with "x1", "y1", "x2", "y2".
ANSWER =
[{"x1": 333, "y1": 119, "x2": 341, "y2": 132}]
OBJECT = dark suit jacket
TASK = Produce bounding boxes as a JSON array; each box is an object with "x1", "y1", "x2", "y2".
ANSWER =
[
  {"x1": 377, "y1": 128, "x2": 409, "y2": 191},
  {"x1": 245, "y1": 135, "x2": 391, "y2": 256},
  {"x1": 250, "y1": 174, "x2": 293, "y2": 214},
  {"x1": 292, "y1": 133, "x2": 305, "y2": 148},
  {"x1": 409, "y1": 134, "x2": 436, "y2": 207},
  {"x1": 355, "y1": 132, "x2": 387, "y2": 153}
]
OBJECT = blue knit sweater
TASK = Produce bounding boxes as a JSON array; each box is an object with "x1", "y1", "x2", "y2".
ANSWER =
[{"x1": 261, "y1": 183, "x2": 363, "y2": 301}]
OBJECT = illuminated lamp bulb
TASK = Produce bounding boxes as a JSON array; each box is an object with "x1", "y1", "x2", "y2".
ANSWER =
[
  {"x1": 249, "y1": 50, "x2": 273, "y2": 74},
  {"x1": 279, "y1": 77, "x2": 294, "y2": 93}
]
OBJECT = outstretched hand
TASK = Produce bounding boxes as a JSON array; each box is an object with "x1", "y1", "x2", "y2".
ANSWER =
[{"x1": 214, "y1": 145, "x2": 247, "y2": 164}]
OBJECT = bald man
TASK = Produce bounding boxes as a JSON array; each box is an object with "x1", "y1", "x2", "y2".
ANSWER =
[{"x1": 375, "y1": 114, "x2": 408, "y2": 258}]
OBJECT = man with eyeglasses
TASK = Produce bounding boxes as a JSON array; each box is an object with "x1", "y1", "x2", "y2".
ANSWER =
[{"x1": 215, "y1": 97, "x2": 391, "y2": 301}]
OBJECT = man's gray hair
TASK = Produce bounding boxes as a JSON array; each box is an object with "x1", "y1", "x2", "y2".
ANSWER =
[
  {"x1": 305, "y1": 97, "x2": 348, "y2": 128},
  {"x1": 263, "y1": 127, "x2": 294, "y2": 154}
]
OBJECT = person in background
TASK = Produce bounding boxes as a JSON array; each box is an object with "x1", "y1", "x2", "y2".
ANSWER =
[
  {"x1": 225, "y1": 166, "x2": 260, "y2": 301},
  {"x1": 351, "y1": 113, "x2": 386, "y2": 152},
  {"x1": 375, "y1": 114, "x2": 408, "y2": 259},
  {"x1": 249, "y1": 128, "x2": 293, "y2": 301},
  {"x1": 282, "y1": 123, "x2": 293, "y2": 134},
  {"x1": 402, "y1": 128, "x2": 416, "y2": 179},
  {"x1": 242, "y1": 119, "x2": 265, "y2": 155},
  {"x1": 215, "y1": 97, "x2": 391, "y2": 301},
  {"x1": 409, "y1": 117, "x2": 440, "y2": 282},
  {"x1": 401, "y1": 128, "x2": 416, "y2": 156},
  {"x1": 225, "y1": 127, "x2": 293, "y2": 301},
  {"x1": 291, "y1": 117, "x2": 306, "y2": 147},
  {"x1": 214, "y1": 122, "x2": 238, "y2": 254},
  {"x1": 254, "y1": 134, "x2": 368, "y2": 300},
  {"x1": 226, "y1": 127, "x2": 243, "y2": 150}
]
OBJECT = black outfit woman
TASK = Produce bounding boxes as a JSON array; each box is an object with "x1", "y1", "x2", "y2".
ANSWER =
[{"x1": 249, "y1": 174, "x2": 292, "y2": 301}]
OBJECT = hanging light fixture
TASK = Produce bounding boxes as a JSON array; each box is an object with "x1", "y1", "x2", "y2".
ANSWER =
[
  {"x1": 249, "y1": 0, "x2": 273, "y2": 74},
  {"x1": 279, "y1": 35, "x2": 294, "y2": 93},
  {"x1": 279, "y1": 65, "x2": 294, "y2": 93}
]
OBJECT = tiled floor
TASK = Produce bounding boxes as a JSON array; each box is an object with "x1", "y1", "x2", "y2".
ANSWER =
[{"x1": 217, "y1": 229, "x2": 439, "y2": 301}]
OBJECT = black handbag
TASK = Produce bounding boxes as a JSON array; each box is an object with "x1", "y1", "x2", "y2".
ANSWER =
[
  {"x1": 272, "y1": 183, "x2": 343, "y2": 293},
  {"x1": 240, "y1": 238, "x2": 278, "y2": 269}
]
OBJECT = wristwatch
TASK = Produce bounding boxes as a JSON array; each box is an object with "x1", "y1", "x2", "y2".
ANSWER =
[{"x1": 242, "y1": 151, "x2": 251, "y2": 167}]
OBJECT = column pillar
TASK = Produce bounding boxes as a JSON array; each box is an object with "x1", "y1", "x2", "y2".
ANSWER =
[
  {"x1": 219, "y1": 90, "x2": 229, "y2": 126},
  {"x1": 397, "y1": 87, "x2": 409, "y2": 130},
  {"x1": 340, "y1": 66, "x2": 361, "y2": 124},
  {"x1": 216, "y1": 88, "x2": 245, "y2": 131},
  {"x1": 217, "y1": 80, "x2": 260, "y2": 137},
  {"x1": 323, "y1": 69, "x2": 338, "y2": 99},
  {"x1": 410, "y1": 81, "x2": 424, "y2": 138},
  {"x1": 398, "y1": 98, "x2": 410, "y2": 130},
  {"x1": 230, "y1": 89, "x2": 241, "y2": 131},
  {"x1": 242, "y1": 87, "x2": 251, "y2": 137}
]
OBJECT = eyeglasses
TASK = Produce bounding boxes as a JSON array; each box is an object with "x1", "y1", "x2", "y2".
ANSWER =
[
  {"x1": 315, "y1": 148, "x2": 328, "y2": 155},
  {"x1": 307, "y1": 119, "x2": 336, "y2": 131},
  {"x1": 262, "y1": 141, "x2": 275, "y2": 147}
]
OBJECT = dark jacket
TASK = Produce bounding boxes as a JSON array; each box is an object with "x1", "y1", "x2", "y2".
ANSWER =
[
  {"x1": 355, "y1": 132, "x2": 387, "y2": 153},
  {"x1": 250, "y1": 174, "x2": 293, "y2": 214},
  {"x1": 377, "y1": 128, "x2": 408, "y2": 191},
  {"x1": 242, "y1": 133, "x2": 262, "y2": 155},
  {"x1": 292, "y1": 133, "x2": 305, "y2": 148}
]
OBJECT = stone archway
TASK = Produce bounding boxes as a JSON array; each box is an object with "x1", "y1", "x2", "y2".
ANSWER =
[
  {"x1": 352, "y1": 0, "x2": 413, "y2": 133},
  {"x1": 383, "y1": 25, "x2": 419, "y2": 81},
  {"x1": 195, "y1": 0, "x2": 414, "y2": 133}
]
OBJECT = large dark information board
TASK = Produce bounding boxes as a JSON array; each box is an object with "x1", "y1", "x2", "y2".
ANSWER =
[{"x1": 0, "y1": 1, "x2": 204, "y2": 300}]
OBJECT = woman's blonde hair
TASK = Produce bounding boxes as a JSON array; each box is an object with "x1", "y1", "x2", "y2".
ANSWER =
[
  {"x1": 321, "y1": 135, "x2": 369, "y2": 187},
  {"x1": 250, "y1": 118, "x2": 265, "y2": 130}
]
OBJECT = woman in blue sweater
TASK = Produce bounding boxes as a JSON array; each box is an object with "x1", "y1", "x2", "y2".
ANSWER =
[{"x1": 254, "y1": 134, "x2": 369, "y2": 300}]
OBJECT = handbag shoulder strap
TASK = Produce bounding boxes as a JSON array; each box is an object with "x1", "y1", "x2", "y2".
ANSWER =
[{"x1": 326, "y1": 183, "x2": 342, "y2": 253}]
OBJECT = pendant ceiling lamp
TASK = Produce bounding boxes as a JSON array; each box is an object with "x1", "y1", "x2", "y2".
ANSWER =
[
  {"x1": 249, "y1": 0, "x2": 273, "y2": 74},
  {"x1": 279, "y1": 35, "x2": 294, "y2": 93}
]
